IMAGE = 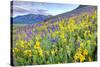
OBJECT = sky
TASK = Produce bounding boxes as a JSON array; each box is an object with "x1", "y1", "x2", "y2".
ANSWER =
[{"x1": 12, "y1": 1, "x2": 79, "y2": 17}]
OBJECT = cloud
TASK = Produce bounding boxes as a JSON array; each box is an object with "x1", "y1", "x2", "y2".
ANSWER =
[
  {"x1": 13, "y1": 6, "x2": 29, "y2": 13},
  {"x1": 31, "y1": 9, "x2": 49, "y2": 15},
  {"x1": 12, "y1": 1, "x2": 49, "y2": 17}
]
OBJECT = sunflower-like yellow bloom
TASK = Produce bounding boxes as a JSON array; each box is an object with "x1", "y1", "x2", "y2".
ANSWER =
[
  {"x1": 34, "y1": 41, "x2": 40, "y2": 49},
  {"x1": 20, "y1": 40, "x2": 25, "y2": 48},
  {"x1": 79, "y1": 54, "x2": 85, "y2": 62}
]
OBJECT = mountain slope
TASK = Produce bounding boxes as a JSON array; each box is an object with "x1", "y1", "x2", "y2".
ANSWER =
[
  {"x1": 44, "y1": 5, "x2": 97, "y2": 23},
  {"x1": 12, "y1": 14, "x2": 52, "y2": 24}
]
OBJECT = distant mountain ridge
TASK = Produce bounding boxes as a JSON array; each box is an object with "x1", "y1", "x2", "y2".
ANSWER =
[{"x1": 12, "y1": 14, "x2": 52, "y2": 24}]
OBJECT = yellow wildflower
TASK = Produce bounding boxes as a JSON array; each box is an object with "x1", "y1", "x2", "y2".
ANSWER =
[
  {"x1": 79, "y1": 54, "x2": 85, "y2": 62},
  {"x1": 83, "y1": 49, "x2": 88, "y2": 56},
  {"x1": 20, "y1": 40, "x2": 24, "y2": 45},
  {"x1": 24, "y1": 50, "x2": 32, "y2": 57},
  {"x1": 60, "y1": 33, "x2": 65, "y2": 39},
  {"x1": 56, "y1": 31, "x2": 59, "y2": 34},
  {"x1": 20, "y1": 40, "x2": 25, "y2": 48},
  {"x1": 78, "y1": 48, "x2": 82, "y2": 52},
  {"x1": 59, "y1": 23, "x2": 63, "y2": 28},
  {"x1": 69, "y1": 18, "x2": 75, "y2": 25},
  {"x1": 74, "y1": 53, "x2": 79, "y2": 60},
  {"x1": 34, "y1": 41, "x2": 40, "y2": 49},
  {"x1": 38, "y1": 49, "x2": 43, "y2": 57},
  {"x1": 74, "y1": 48, "x2": 85, "y2": 62},
  {"x1": 13, "y1": 48, "x2": 19, "y2": 53}
]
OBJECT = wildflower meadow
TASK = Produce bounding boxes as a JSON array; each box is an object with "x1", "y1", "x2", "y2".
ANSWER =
[{"x1": 11, "y1": 4, "x2": 97, "y2": 66}]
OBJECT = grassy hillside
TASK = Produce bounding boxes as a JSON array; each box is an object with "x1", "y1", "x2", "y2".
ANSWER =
[{"x1": 12, "y1": 6, "x2": 97, "y2": 66}]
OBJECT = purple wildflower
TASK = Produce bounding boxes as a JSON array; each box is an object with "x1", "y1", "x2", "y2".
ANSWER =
[
  {"x1": 27, "y1": 31, "x2": 32, "y2": 37},
  {"x1": 51, "y1": 38, "x2": 57, "y2": 43}
]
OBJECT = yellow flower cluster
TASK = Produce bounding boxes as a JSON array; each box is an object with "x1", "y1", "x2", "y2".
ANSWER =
[
  {"x1": 24, "y1": 50, "x2": 32, "y2": 57},
  {"x1": 38, "y1": 48, "x2": 43, "y2": 57},
  {"x1": 74, "y1": 48, "x2": 88, "y2": 62},
  {"x1": 16, "y1": 40, "x2": 26, "y2": 48},
  {"x1": 83, "y1": 49, "x2": 88, "y2": 56},
  {"x1": 60, "y1": 33, "x2": 65, "y2": 39},
  {"x1": 13, "y1": 47, "x2": 19, "y2": 54},
  {"x1": 34, "y1": 41, "x2": 43, "y2": 57},
  {"x1": 34, "y1": 41, "x2": 40, "y2": 49}
]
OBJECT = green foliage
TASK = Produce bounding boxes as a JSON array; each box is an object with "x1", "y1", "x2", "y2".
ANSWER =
[{"x1": 12, "y1": 10, "x2": 97, "y2": 66}]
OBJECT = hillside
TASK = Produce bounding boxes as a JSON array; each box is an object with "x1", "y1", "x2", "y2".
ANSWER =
[{"x1": 44, "y1": 5, "x2": 97, "y2": 23}]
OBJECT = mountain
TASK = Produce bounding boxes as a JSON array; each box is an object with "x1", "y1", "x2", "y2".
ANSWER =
[
  {"x1": 44, "y1": 5, "x2": 97, "y2": 23},
  {"x1": 12, "y1": 14, "x2": 52, "y2": 24},
  {"x1": 12, "y1": 5, "x2": 96, "y2": 24}
]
